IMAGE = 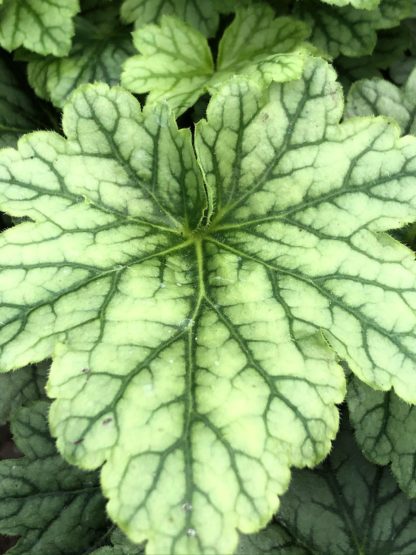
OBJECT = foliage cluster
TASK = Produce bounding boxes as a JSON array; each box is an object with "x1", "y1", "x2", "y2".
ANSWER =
[{"x1": 0, "y1": 1, "x2": 416, "y2": 554}]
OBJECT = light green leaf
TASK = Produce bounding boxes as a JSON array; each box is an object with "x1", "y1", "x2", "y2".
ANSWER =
[
  {"x1": 336, "y1": 25, "x2": 411, "y2": 87},
  {"x1": 122, "y1": 4, "x2": 310, "y2": 115},
  {"x1": 0, "y1": 0, "x2": 80, "y2": 56},
  {"x1": 376, "y1": 0, "x2": 413, "y2": 28},
  {"x1": 27, "y1": 6, "x2": 135, "y2": 108},
  {"x1": 0, "y1": 57, "x2": 416, "y2": 553},
  {"x1": 261, "y1": 425, "x2": 416, "y2": 555},
  {"x1": 0, "y1": 55, "x2": 47, "y2": 148},
  {"x1": 0, "y1": 401, "x2": 108, "y2": 554},
  {"x1": 320, "y1": 0, "x2": 379, "y2": 8},
  {"x1": 345, "y1": 66, "x2": 416, "y2": 135},
  {"x1": 0, "y1": 361, "x2": 47, "y2": 424},
  {"x1": 295, "y1": 0, "x2": 379, "y2": 58},
  {"x1": 211, "y1": 0, "x2": 242, "y2": 14},
  {"x1": 348, "y1": 377, "x2": 416, "y2": 497},
  {"x1": 295, "y1": 0, "x2": 413, "y2": 58},
  {"x1": 120, "y1": 0, "x2": 219, "y2": 37}
]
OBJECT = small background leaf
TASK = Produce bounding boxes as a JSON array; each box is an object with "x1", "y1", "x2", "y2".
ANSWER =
[
  {"x1": 0, "y1": 401, "x2": 109, "y2": 554},
  {"x1": 0, "y1": 0, "x2": 80, "y2": 56}
]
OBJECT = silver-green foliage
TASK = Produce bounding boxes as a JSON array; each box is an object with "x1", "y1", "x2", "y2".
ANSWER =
[
  {"x1": 122, "y1": 4, "x2": 311, "y2": 115},
  {"x1": 0, "y1": 56, "x2": 416, "y2": 554},
  {"x1": 0, "y1": 401, "x2": 108, "y2": 554},
  {"x1": 27, "y1": 5, "x2": 135, "y2": 108},
  {"x1": 0, "y1": 0, "x2": 80, "y2": 56},
  {"x1": 295, "y1": 0, "x2": 413, "y2": 58}
]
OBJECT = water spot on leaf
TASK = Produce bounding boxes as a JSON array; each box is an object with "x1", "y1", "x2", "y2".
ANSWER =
[
  {"x1": 186, "y1": 528, "x2": 197, "y2": 537},
  {"x1": 143, "y1": 383, "x2": 154, "y2": 394}
]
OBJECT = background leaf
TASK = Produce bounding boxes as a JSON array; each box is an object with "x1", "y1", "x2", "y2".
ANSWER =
[
  {"x1": 0, "y1": 401, "x2": 108, "y2": 554},
  {"x1": 122, "y1": 5, "x2": 310, "y2": 115},
  {"x1": 345, "y1": 65, "x2": 416, "y2": 133},
  {"x1": 120, "y1": 0, "x2": 220, "y2": 37},
  {"x1": 0, "y1": 54, "x2": 49, "y2": 148},
  {"x1": 0, "y1": 0, "x2": 80, "y2": 56},
  {"x1": 348, "y1": 376, "x2": 416, "y2": 497},
  {"x1": 295, "y1": 0, "x2": 412, "y2": 58},
  {"x1": 27, "y1": 5, "x2": 135, "y2": 108}
]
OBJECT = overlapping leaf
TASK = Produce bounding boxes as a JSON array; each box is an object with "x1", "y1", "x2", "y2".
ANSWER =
[
  {"x1": 346, "y1": 65, "x2": 416, "y2": 133},
  {"x1": 27, "y1": 5, "x2": 135, "y2": 108},
  {"x1": 348, "y1": 377, "x2": 416, "y2": 497},
  {"x1": 0, "y1": 0, "x2": 80, "y2": 56},
  {"x1": 236, "y1": 520, "x2": 310, "y2": 554},
  {"x1": 0, "y1": 57, "x2": 416, "y2": 554},
  {"x1": 243, "y1": 425, "x2": 416, "y2": 555},
  {"x1": 91, "y1": 529, "x2": 144, "y2": 555},
  {"x1": 0, "y1": 55, "x2": 47, "y2": 148},
  {"x1": 0, "y1": 362, "x2": 47, "y2": 424},
  {"x1": 0, "y1": 401, "x2": 108, "y2": 554},
  {"x1": 121, "y1": 4, "x2": 310, "y2": 115},
  {"x1": 322, "y1": 0, "x2": 379, "y2": 6},
  {"x1": 120, "y1": 0, "x2": 220, "y2": 37},
  {"x1": 295, "y1": 0, "x2": 413, "y2": 58}
]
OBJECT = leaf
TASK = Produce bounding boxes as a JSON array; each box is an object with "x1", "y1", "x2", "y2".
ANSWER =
[
  {"x1": 250, "y1": 425, "x2": 416, "y2": 555},
  {"x1": 320, "y1": 0, "x2": 379, "y2": 7},
  {"x1": 120, "y1": 0, "x2": 220, "y2": 37},
  {"x1": 236, "y1": 520, "x2": 310, "y2": 555},
  {"x1": 0, "y1": 55, "x2": 47, "y2": 148},
  {"x1": 376, "y1": 0, "x2": 413, "y2": 28},
  {"x1": 344, "y1": 64, "x2": 416, "y2": 252},
  {"x1": 0, "y1": 0, "x2": 80, "y2": 56},
  {"x1": 121, "y1": 4, "x2": 310, "y2": 115},
  {"x1": 295, "y1": 0, "x2": 413, "y2": 58},
  {"x1": 121, "y1": 15, "x2": 214, "y2": 116},
  {"x1": 345, "y1": 66, "x2": 416, "y2": 135},
  {"x1": 0, "y1": 57, "x2": 416, "y2": 553},
  {"x1": 347, "y1": 376, "x2": 416, "y2": 498},
  {"x1": 335, "y1": 25, "x2": 411, "y2": 88},
  {"x1": 91, "y1": 528, "x2": 144, "y2": 555},
  {"x1": 0, "y1": 401, "x2": 108, "y2": 554},
  {"x1": 294, "y1": 1, "x2": 378, "y2": 58},
  {"x1": 27, "y1": 5, "x2": 135, "y2": 108},
  {"x1": 0, "y1": 362, "x2": 47, "y2": 425}
]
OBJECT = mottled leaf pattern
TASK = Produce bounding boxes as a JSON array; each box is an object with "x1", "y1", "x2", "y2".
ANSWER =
[
  {"x1": 122, "y1": 4, "x2": 310, "y2": 115},
  {"x1": 0, "y1": 0, "x2": 80, "y2": 56},
  {"x1": 0, "y1": 55, "x2": 47, "y2": 148},
  {"x1": 120, "y1": 0, "x2": 219, "y2": 36},
  {"x1": 27, "y1": 5, "x2": 135, "y2": 108},
  {"x1": 346, "y1": 65, "x2": 416, "y2": 134}
]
